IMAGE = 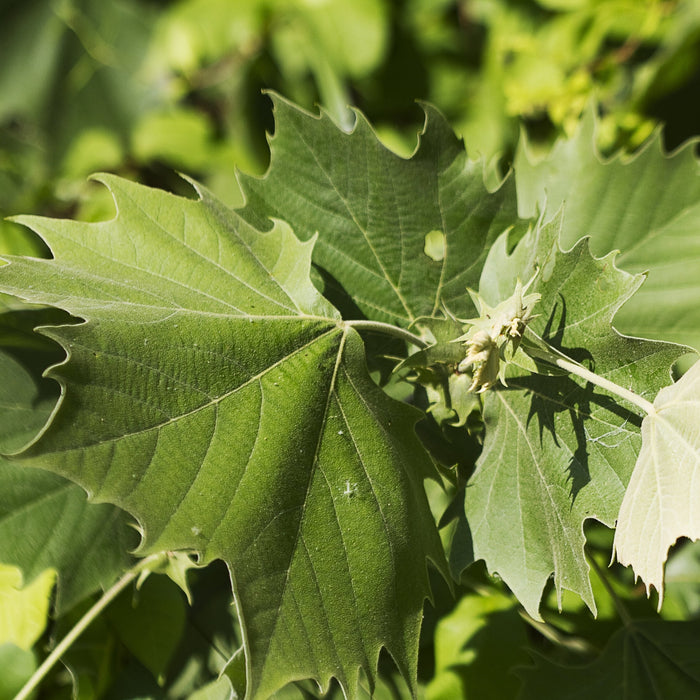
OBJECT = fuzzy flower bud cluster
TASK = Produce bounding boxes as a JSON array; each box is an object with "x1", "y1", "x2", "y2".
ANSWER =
[{"x1": 456, "y1": 279, "x2": 540, "y2": 393}]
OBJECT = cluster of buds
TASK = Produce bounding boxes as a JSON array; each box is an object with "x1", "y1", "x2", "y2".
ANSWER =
[{"x1": 456, "y1": 278, "x2": 540, "y2": 393}]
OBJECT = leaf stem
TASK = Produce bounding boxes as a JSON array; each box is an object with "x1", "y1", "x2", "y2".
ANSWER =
[
  {"x1": 587, "y1": 551, "x2": 633, "y2": 626},
  {"x1": 518, "y1": 610, "x2": 597, "y2": 655},
  {"x1": 13, "y1": 552, "x2": 169, "y2": 700},
  {"x1": 344, "y1": 320, "x2": 428, "y2": 349},
  {"x1": 525, "y1": 344, "x2": 656, "y2": 416}
]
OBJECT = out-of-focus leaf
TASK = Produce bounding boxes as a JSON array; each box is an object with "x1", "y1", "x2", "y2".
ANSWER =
[
  {"x1": 663, "y1": 540, "x2": 700, "y2": 620},
  {"x1": 0, "y1": 0, "x2": 66, "y2": 121},
  {"x1": 0, "y1": 643, "x2": 36, "y2": 700},
  {"x1": 426, "y1": 592, "x2": 528, "y2": 700},
  {"x1": 516, "y1": 111, "x2": 700, "y2": 351},
  {"x1": 106, "y1": 574, "x2": 187, "y2": 684},
  {"x1": 519, "y1": 619, "x2": 700, "y2": 699},
  {"x1": 188, "y1": 676, "x2": 236, "y2": 700},
  {"x1": 131, "y1": 108, "x2": 216, "y2": 172}
]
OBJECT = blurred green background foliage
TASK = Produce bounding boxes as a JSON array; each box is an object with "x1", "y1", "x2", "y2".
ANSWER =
[{"x1": 2, "y1": 0, "x2": 700, "y2": 248}]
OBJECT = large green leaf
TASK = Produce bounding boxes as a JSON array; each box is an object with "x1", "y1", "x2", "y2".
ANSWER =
[
  {"x1": 515, "y1": 113, "x2": 700, "y2": 350},
  {"x1": 519, "y1": 619, "x2": 700, "y2": 699},
  {"x1": 239, "y1": 94, "x2": 527, "y2": 326},
  {"x1": 455, "y1": 217, "x2": 685, "y2": 617},
  {"x1": 0, "y1": 175, "x2": 445, "y2": 698},
  {"x1": 614, "y1": 358, "x2": 700, "y2": 604}
]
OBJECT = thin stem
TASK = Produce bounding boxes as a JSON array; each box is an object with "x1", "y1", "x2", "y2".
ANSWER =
[
  {"x1": 518, "y1": 610, "x2": 597, "y2": 655},
  {"x1": 344, "y1": 320, "x2": 428, "y2": 349},
  {"x1": 555, "y1": 356, "x2": 656, "y2": 416},
  {"x1": 14, "y1": 552, "x2": 168, "y2": 700},
  {"x1": 525, "y1": 344, "x2": 656, "y2": 417},
  {"x1": 587, "y1": 551, "x2": 633, "y2": 626}
]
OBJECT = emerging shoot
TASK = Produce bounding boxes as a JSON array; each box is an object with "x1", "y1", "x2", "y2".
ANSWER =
[{"x1": 456, "y1": 278, "x2": 541, "y2": 392}]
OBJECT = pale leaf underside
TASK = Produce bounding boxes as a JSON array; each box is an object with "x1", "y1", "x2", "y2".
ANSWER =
[{"x1": 614, "y1": 359, "x2": 700, "y2": 604}]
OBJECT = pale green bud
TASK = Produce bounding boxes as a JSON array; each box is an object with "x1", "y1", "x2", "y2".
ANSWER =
[{"x1": 456, "y1": 276, "x2": 540, "y2": 393}]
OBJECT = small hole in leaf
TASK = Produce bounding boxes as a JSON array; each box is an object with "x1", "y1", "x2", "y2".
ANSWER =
[{"x1": 424, "y1": 230, "x2": 446, "y2": 261}]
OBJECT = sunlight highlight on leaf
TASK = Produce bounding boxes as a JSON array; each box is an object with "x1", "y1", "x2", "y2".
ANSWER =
[{"x1": 614, "y1": 359, "x2": 700, "y2": 605}]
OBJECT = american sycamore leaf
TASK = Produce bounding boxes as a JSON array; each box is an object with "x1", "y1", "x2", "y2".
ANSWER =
[
  {"x1": 0, "y1": 175, "x2": 446, "y2": 698},
  {"x1": 515, "y1": 112, "x2": 700, "y2": 351},
  {"x1": 456, "y1": 216, "x2": 686, "y2": 617},
  {"x1": 614, "y1": 359, "x2": 700, "y2": 604},
  {"x1": 519, "y1": 619, "x2": 700, "y2": 699},
  {"x1": 0, "y1": 308, "x2": 136, "y2": 614},
  {"x1": 239, "y1": 93, "x2": 529, "y2": 326}
]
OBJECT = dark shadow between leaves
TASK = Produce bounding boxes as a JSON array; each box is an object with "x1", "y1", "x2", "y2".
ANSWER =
[
  {"x1": 499, "y1": 369, "x2": 641, "y2": 506},
  {"x1": 489, "y1": 297, "x2": 641, "y2": 504},
  {"x1": 505, "y1": 297, "x2": 641, "y2": 503},
  {"x1": 312, "y1": 265, "x2": 410, "y2": 387},
  {"x1": 440, "y1": 481, "x2": 475, "y2": 579}
]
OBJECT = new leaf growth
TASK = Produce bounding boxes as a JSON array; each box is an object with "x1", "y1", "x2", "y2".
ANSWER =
[{"x1": 456, "y1": 278, "x2": 540, "y2": 392}]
